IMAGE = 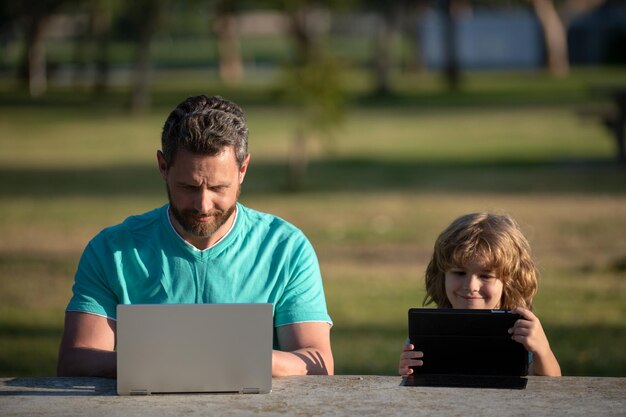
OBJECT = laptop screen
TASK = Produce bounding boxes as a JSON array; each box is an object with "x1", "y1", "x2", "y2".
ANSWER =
[{"x1": 116, "y1": 303, "x2": 273, "y2": 395}]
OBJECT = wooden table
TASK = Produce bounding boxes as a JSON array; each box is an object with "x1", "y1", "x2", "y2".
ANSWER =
[{"x1": 1, "y1": 375, "x2": 625, "y2": 416}]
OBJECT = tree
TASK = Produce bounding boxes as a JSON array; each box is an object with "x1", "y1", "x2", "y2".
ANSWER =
[
  {"x1": 213, "y1": 0, "x2": 244, "y2": 85},
  {"x1": 14, "y1": 0, "x2": 68, "y2": 97},
  {"x1": 372, "y1": 3, "x2": 402, "y2": 96},
  {"x1": 440, "y1": 0, "x2": 461, "y2": 90},
  {"x1": 361, "y1": 0, "x2": 422, "y2": 96},
  {"x1": 69, "y1": 0, "x2": 118, "y2": 94},
  {"x1": 90, "y1": 0, "x2": 119, "y2": 95},
  {"x1": 127, "y1": 0, "x2": 166, "y2": 114},
  {"x1": 280, "y1": 1, "x2": 346, "y2": 190},
  {"x1": 528, "y1": 0, "x2": 569, "y2": 77}
]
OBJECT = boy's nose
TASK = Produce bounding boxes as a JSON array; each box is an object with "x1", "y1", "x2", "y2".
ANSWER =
[{"x1": 465, "y1": 275, "x2": 480, "y2": 292}]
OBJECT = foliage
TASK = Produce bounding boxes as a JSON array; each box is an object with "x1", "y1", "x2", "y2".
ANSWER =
[{"x1": 278, "y1": 50, "x2": 346, "y2": 147}]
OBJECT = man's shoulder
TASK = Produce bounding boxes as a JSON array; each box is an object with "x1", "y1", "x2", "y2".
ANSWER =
[
  {"x1": 93, "y1": 205, "x2": 166, "y2": 244},
  {"x1": 238, "y1": 203, "x2": 303, "y2": 236}
]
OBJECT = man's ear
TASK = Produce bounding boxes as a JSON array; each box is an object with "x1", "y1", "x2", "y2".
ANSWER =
[
  {"x1": 239, "y1": 153, "x2": 251, "y2": 184},
  {"x1": 157, "y1": 150, "x2": 168, "y2": 179}
]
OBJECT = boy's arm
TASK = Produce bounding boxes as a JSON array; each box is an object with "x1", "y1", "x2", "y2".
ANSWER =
[
  {"x1": 510, "y1": 307, "x2": 561, "y2": 377},
  {"x1": 528, "y1": 348, "x2": 561, "y2": 377}
]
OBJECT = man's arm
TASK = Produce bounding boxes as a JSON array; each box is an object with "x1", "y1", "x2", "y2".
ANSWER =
[
  {"x1": 272, "y1": 322, "x2": 333, "y2": 376},
  {"x1": 57, "y1": 311, "x2": 117, "y2": 377}
]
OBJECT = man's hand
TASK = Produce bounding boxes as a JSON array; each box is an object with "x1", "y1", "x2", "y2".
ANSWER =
[
  {"x1": 272, "y1": 322, "x2": 333, "y2": 376},
  {"x1": 57, "y1": 311, "x2": 117, "y2": 377}
]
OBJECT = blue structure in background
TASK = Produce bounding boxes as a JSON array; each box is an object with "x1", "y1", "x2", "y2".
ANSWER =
[
  {"x1": 419, "y1": 4, "x2": 626, "y2": 70},
  {"x1": 420, "y1": 9, "x2": 543, "y2": 70}
]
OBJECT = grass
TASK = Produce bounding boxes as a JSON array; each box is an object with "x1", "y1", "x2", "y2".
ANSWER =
[{"x1": 0, "y1": 67, "x2": 625, "y2": 377}]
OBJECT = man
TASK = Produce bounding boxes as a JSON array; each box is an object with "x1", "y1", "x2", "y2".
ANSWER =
[{"x1": 57, "y1": 95, "x2": 333, "y2": 377}]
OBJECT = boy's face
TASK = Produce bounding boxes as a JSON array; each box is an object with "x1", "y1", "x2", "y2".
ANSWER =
[{"x1": 444, "y1": 257, "x2": 504, "y2": 309}]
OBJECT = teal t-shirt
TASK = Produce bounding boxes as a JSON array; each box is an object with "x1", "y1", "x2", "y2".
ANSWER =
[{"x1": 67, "y1": 203, "x2": 332, "y2": 334}]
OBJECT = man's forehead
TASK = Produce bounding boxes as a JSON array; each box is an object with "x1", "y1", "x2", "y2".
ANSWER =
[{"x1": 170, "y1": 146, "x2": 235, "y2": 165}]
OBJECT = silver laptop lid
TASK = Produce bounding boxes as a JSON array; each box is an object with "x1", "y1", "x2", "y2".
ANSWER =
[{"x1": 117, "y1": 303, "x2": 273, "y2": 395}]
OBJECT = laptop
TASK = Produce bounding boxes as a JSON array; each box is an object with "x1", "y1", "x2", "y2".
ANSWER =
[
  {"x1": 116, "y1": 303, "x2": 273, "y2": 395},
  {"x1": 402, "y1": 308, "x2": 529, "y2": 389}
]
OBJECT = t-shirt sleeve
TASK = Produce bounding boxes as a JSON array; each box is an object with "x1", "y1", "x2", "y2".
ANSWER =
[
  {"x1": 66, "y1": 234, "x2": 119, "y2": 320},
  {"x1": 273, "y1": 233, "x2": 332, "y2": 327}
]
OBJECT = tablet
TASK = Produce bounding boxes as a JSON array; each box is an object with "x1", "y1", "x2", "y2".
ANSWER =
[{"x1": 404, "y1": 308, "x2": 529, "y2": 389}]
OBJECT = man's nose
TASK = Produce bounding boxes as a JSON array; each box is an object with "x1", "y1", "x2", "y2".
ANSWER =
[{"x1": 195, "y1": 189, "x2": 214, "y2": 213}]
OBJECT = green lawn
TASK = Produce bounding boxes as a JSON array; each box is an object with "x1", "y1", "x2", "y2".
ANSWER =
[{"x1": 0, "y1": 68, "x2": 625, "y2": 377}]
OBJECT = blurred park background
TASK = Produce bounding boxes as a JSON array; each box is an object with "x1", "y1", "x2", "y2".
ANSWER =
[{"x1": 0, "y1": 0, "x2": 625, "y2": 377}]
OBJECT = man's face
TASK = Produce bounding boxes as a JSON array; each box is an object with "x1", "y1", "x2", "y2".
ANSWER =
[{"x1": 158, "y1": 146, "x2": 249, "y2": 249}]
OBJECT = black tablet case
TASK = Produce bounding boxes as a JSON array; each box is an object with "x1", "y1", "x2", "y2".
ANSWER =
[{"x1": 403, "y1": 308, "x2": 528, "y2": 389}]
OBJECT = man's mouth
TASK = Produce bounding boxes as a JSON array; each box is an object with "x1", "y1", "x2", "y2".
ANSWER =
[{"x1": 189, "y1": 211, "x2": 219, "y2": 222}]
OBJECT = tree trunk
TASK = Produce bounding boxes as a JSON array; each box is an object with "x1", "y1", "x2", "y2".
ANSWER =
[
  {"x1": 72, "y1": 17, "x2": 89, "y2": 88},
  {"x1": 17, "y1": 0, "x2": 66, "y2": 97},
  {"x1": 289, "y1": 5, "x2": 314, "y2": 66},
  {"x1": 530, "y1": 0, "x2": 569, "y2": 77},
  {"x1": 402, "y1": 1, "x2": 428, "y2": 74},
  {"x1": 21, "y1": 15, "x2": 52, "y2": 97},
  {"x1": 441, "y1": 0, "x2": 460, "y2": 91},
  {"x1": 287, "y1": 127, "x2": 309, "y2": 191},
  {"x1": 285, "y1": 6, "x2": 315, "y2": 191},
  {"x1": 373, "y1": 7, "x2": 400, "y2": 96},
  {"x1": 92, "y1": 2, "x2": 113, "y2": 96},
  {"x1": 131, "y1": 0, "x2": 163, "y2": 114},
  {"x1": 214, "y1": 2, "x2": 243, "y2": 85}
]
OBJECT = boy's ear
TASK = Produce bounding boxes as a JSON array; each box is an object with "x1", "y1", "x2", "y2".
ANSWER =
[{"x1": 156, "y1": 150, "x2": 168, "y2": 179}]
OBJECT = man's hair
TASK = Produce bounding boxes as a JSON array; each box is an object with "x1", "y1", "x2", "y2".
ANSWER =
[
  {"x1": 423, "y1": 212, "x2": 538, "y2": 310},
  {"x1": 161, "y1": 95, "x2": 249, "y2": 167}
]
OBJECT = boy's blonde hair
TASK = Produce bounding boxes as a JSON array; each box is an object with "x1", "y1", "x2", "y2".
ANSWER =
[{"x1": 423, "y1": 212, "x2": 538, "y2": 310}]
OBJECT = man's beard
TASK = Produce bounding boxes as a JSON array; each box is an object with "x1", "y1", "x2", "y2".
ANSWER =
[{"x1": 166, "y1": 186, "x2": 238, "y2": 239}]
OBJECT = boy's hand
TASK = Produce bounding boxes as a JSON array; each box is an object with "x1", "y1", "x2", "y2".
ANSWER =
[
  {"x1": 509, "y1": 307, "x2": 551, "y2": 356},
  {"x1": 398, "y1": 343, "x2": 424, "y2": 377},
  {"x1": 509, "y1": 307, "x2": 561, "y2": 377}
]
